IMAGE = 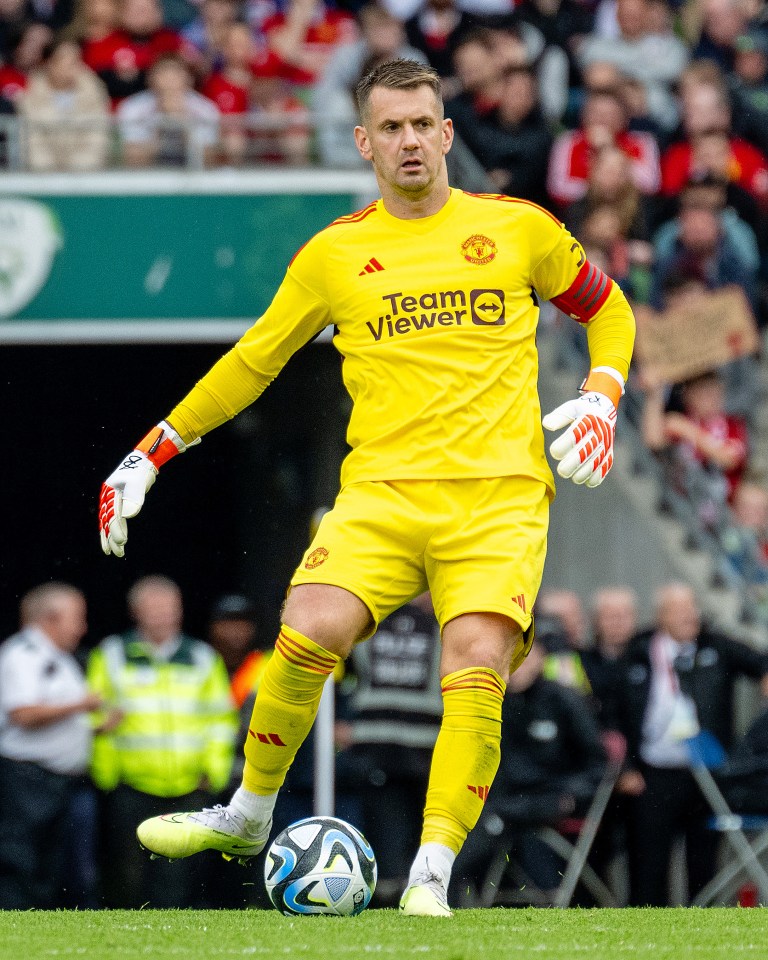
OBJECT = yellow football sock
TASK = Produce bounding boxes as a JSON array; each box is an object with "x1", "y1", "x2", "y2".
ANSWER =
[
  {"x1": 421, "y1": 667, "x2": 506, "y2": 854},
  {"x1": 241, "y1": 624, "x2": 340, "y2": 795}
]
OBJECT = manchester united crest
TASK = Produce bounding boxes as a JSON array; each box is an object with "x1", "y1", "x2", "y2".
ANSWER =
[
  {"x1": 461, "y1": 234, "x2": 497, "y2": 265},
  {"x1": 305, "y1": 547, "x2": 329, "y2": 570}
]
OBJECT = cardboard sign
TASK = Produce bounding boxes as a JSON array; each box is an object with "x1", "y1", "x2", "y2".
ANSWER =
[{"x1": 634, "y1": 286, "x2": 760, "y2": 384}]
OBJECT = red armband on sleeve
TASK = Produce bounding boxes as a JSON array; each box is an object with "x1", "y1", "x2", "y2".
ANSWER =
[{"x1": 550, "y1": 260, "x2": 614, "y2": 323}]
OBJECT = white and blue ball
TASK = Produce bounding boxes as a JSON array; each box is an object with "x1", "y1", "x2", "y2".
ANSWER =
[{"x1": 264, "y1": 816, "x2": 377, "y2": 916}]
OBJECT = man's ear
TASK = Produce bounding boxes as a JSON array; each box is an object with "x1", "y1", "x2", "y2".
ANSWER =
[
  {"x1": 354, "y1": 125, "x2": 372, "y2": 161},
  {"x1": 442, "y1": 117, "x2": 454, "y2": 155}
]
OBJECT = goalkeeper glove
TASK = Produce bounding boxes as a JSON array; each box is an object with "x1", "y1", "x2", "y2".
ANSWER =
[
  {"x1": 99, "y1": 420, "x2": 197, "y2": 557},
  {"x1": 542, "y1": 370, "x2": 622, "y2": 488}
]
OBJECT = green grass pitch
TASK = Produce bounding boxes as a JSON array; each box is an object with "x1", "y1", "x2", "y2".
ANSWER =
[{"x1": 0, "y1": 908, "x2": 764, "y2": 960}]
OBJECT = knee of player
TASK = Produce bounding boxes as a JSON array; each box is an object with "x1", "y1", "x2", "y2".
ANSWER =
[
  {"x1": 440, "y1": 612, "x2": 523, "y2": 681},
  {"x1": 282, "y1": 584, "x2": 372, "y2": 659}
]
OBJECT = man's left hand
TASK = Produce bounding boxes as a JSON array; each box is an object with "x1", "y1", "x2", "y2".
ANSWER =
[{"x1": 542, "y1": 392, "x2": 617, "y2": 488}]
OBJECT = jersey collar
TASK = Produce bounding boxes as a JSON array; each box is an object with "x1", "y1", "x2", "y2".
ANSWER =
[{"x1": 376, "y1": 188, "x2": 463, "y2": 233}]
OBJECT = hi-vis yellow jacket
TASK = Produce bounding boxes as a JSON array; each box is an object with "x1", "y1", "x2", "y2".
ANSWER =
[{"x1": 87, "y1": 632, "x2": 238, "y2": 798}]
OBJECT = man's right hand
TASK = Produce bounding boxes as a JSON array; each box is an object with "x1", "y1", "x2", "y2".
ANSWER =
[{"x1": 99, "y1": 420, "x2": 193, "y2": 557}]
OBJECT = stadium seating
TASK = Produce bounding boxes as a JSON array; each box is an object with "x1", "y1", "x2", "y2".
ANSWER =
[
  {"x1": 479, "y1": 732, "x2": 626, "y2": 908},
  {"x1": 686, "y1": 731, "x2": 768, "y2": 906}
]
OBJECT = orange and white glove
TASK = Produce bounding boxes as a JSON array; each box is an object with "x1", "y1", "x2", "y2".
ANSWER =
[
  {"x1": 542, "y1": 369, "x2": 622, "y2": 488},
  {"x1": 99, "y1": 420, "x2": 197, "y2": 557}
]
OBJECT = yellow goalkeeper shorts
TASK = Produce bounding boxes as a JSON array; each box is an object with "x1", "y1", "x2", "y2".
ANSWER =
[{"x1": 290, "y1": 476, "x2": 549, "y2": 646}]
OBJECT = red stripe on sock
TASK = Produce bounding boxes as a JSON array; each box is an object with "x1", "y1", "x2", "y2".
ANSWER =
[
  {"x1": 442, "y1": 680, "x2": 505, "y2": 700},
  {"x1": 275, "y1": 638, "x2": 333, "y2": 677},
  {"x1": 442, "y1": 674, "x2": 505, "y2": 691},
  {"x1": 278, "y1": 629, "x2": 337, "y2": 663},
  {"x1": 442, "y1": 670, "x2": 506, "y2": 692},
  {"x1": 277, "y1": 632, "x2": 336, "y2": 671},
  {"x1": 274, "y1": 639, "x2": 333, "y2": 675}
]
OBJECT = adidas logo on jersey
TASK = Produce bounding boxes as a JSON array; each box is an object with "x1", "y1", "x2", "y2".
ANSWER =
[
  {"x1": 359, "y1": 258, "x2": 385, "y2": 276},
  {"x1": 511, "y1": 593, "x2": 527, "y2": 613}
]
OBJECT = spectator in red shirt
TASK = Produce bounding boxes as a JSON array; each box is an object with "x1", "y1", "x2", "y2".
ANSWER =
[
  {"x1": 546, "y1": 88, "x2": 660, "y2": 210},
  {"x1": 83, "y1": 0, "x2": 182, "y2": 104},
  {"x1": 201, "y1": 20, "x2": 254, "y2": 164},
  {"x1": 201, "y1": 20, "x2": 250, "y2": 117},
  {"x1": 261, "y1": 0, "x2": 357, "y2": 89},
  {"x1": 660, "y1": 80, "x2": 768, "y2": 206},
  {"x1": 202, "y1": 22, "x2": 309, "y2": 166},
  {"x1": 563, "y1": 144, "x2": 654, "y2": 255},
  {"x1": 643, "y1": 368, "x2": 749, "y2": 505},
  {"x1": 248, "y1": 73, "x2": 309, "y2": 165},
  {"x1": 179, "y1": 0, "x2": 239, "y2": 77}
]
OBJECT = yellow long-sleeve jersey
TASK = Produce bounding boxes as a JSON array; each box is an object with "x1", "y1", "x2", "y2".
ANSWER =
[{"x1": 168, "y1": 189, "x2": 635, "y2": 495}]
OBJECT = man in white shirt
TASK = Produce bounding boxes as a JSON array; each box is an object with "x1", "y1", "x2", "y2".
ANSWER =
[
  {"x1": 619, "y1": 582, "x2": 768, "y2": 905},
  {"x1": 577, "y1": 0, "x2": 689, "y2": 132},
  {"x1": 117, "y1": 54, "x2": 221, "y2": 167},
  {"x1": 0, "y1": 583, "x2": 104, "y2": 908}
]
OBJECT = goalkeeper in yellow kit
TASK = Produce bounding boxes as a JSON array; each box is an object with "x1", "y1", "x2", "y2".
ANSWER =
[{"x1": 98, "y1": 59, "x2": 635, "y2": 917}]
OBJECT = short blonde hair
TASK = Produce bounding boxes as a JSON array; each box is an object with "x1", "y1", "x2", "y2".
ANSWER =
[
  {"x1": 127, "y1": 574, "x2": 180, "y2": 615},
  {"x1": 355, "y1": 58, "x2": 442, "y2": 123},
  {"x1": 20, "y1": 582, "x2": 83, "y2": 626}
]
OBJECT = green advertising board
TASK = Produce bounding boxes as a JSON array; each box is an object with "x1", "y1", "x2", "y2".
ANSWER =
[{"x1": 0, "y1": 170, "x2": 377, "y2": 342}]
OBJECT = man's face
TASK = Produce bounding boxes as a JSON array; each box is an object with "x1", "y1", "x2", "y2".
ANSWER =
[
  {"x1": 354, "y1": 85, "x2": 453, "y2": 201},
  {"x1": 658, "y1": 587, "x2": 701, "y2": 645},
  {"x1": 362, "y1": 13, "x2": 404, "y2": 57},
  {"x1": 735, "y1": 47, "x2": 768, "y2": 83},
  {"x1": 122, "y1": 0, "x2": 161, "y2": 32},
  {"x1": 46, "y1": 595, "x2": 88, "y2": 652},
  {"x1": 679, "y1": 207, "x2": 720, "y2": 255},
  {"x1": 151, "y1": 62, "x2": 190, "y2": 112},
  {"x1": 209, "y1": 618, "x2": 256, "y2": 669},
  {"x1": 224, "y1": 24, "x2": 254, "y2": 66},
  {"x1": 452, "y1": 42, "x2": 496, "y2": 92},
  {"x1": 583, "y1": 95, "x2": 625, "y2": 135},
  {"x1": 47, "y1": 42, "x2": 82, "y2": 90},
  {"x1": 498, "y1": 71, "x2": 536, "y2": 125},
  {"x1": 617, "y1": 0, "x2": 647, "y2": 39},
  {"x1": 683, "y1": 86, "x2": 730, "y2": 136},
  {"x1": 683, "y1": 377, "x2": 724, "y2": 418},
  {"x1": 132, "y1": 586, "x2": 183, "y2": 642},
  {"x1": 594, "y1": 592, "x2": 637, "y2": 651}
]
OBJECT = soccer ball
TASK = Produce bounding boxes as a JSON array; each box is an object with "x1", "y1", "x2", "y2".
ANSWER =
[{"x1": 264, "y1": 816, "x2": 377, "y2": 916}]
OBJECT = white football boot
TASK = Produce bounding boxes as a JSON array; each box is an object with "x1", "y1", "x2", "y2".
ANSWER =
[
  {"x1": 399, "y1": 868, "x2": 453, "y2": 917},
  {"x1": 137, "y1": 804, "x2": 271, "y2": 864}
]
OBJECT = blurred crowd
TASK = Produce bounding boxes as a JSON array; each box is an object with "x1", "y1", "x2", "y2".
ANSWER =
[
  {"x1": 0, "y1": 0, "x2": 765, "y2": 180},
  {"x1": 4, "y1": 0, "x2": 768, "y2": 621},
  {"x1": 3, "y1": 575, "x2": 768, "y2": 910}
]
